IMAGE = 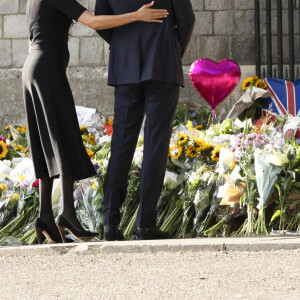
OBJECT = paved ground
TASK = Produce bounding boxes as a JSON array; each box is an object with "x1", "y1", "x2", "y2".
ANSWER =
[{"x1": 0, "y1": 249, "x2": 299, "y2": 300}]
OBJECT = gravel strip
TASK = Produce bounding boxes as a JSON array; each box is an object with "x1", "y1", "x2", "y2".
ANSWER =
[{"x1": 0, "y1": 250, "x2": 299, "y2": 300}]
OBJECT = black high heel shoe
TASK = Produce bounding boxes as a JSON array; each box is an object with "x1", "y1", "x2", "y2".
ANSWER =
[
  {"x1": 34, "y1": 218, "x2": 73, "y2": 244},
  {"x1": 57, "y1": 215, "x2": 99, "y2": 242}
]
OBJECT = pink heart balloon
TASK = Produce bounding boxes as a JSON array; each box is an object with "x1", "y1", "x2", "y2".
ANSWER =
[{"x1": 189, "y1": 59, "x2": 241, "y2": 110}]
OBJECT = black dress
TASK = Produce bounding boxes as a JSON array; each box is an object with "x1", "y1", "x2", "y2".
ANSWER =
[{"x1": 22, "y1": 0, "x2": 96, "y2": 180}]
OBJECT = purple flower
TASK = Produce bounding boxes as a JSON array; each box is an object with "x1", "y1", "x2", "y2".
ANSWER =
[
  {"x1": 93, "y1": 164, "x2": 100, "y2": 172},
  {"x1": 101, "y1": 198, "x2": 104, "y2": 204},
  {"x1": 296, "y1": 139, "x2": 300, "y2": 145},
  {"x1": 97, "y1": 171, "x2": 102, "y2": 178},
  {"x1": 254, "y1": 138, "x2": 260, "y2": 144}
]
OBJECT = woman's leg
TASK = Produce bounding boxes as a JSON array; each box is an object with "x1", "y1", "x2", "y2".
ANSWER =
[
  {"x1": 59, "y1": 175, "x2": 85, "y2": 231},
  {"x1": 39, "y1": 177, "x2": 60, "y2": 233}
]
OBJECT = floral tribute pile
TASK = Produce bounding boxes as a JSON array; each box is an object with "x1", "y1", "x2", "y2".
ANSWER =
[{"x1": 0, "y1": 92, "x2": 300, "y2": 245}]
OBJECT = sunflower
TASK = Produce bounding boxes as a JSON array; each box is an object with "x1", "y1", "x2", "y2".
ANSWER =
[
  {"x1": 0, "y1": 184, "x2": 8, "y2": 191},
  {"x1": 250, "y1": 76, "x2": 259, "y2": 81},
  {"x1": 80, "y1": 125, "x2": 87, "y2": 133},
  {"x1": 195, "y1": 125, "x2": 203, "y2": 130},
  {"x1": 194, "y1": 138, "x2": 208, "y2": 152},
  {"x1": 186, "y1": 145, "x2": 198, "y2": 159},
  {"x1": 254, "y1": 79, "x2": 266, "y2": 89},
  {"x1": 107, "y1": 117, "x2": 114, "y2": 125},
  {"x1": 0, "y1": 141, "x2": 8, "y2": 160},
  {"x1": 86, "y1": 149, "x2": 95, "y2": 159},
  {"x1": 87, "y1": 135, "x2": 96, "y2": 145},
  {"x1": 169, "y1": 144, "x2": 183, "y2": 159},
  {"x1": 178, "y1": 133, "x2": 188, "y2": 145},
  {"x1": 21, "y1": 125, "x2": 27, "y2": 134},
  {"x1": 211, "y1": 145, "x2": 222, "y2": 162},
  {"x1": 241, "y1": 77, "x2": 254, "y2": 91}
]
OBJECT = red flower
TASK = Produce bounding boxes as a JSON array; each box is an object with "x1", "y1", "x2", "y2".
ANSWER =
[
  {"x1": 32, "y1": 179, "x2": 39, "y2": 188},
  {"x1": 105, "y1": 124, "x2": 113, "y2": 136}
]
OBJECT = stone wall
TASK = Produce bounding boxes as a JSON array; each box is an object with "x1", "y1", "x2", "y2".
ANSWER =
[{"x1": 0, "y1": 0, "x2": 299, "y2": 127}]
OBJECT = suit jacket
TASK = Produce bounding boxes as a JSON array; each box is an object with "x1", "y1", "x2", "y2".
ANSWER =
[{"x1": 95, "y1": 0, "x2": 195, "y2": 87}]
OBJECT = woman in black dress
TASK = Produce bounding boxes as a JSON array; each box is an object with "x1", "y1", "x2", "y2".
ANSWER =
[{"x1": 23, "y1": 0, "x2": 168, "y2": 243}]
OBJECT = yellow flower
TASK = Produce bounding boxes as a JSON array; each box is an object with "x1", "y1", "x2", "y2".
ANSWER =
[
  {"x1": 86, "y1": 149, "x2": 95, "y2": 160},
  {"x1": 17, "y1": 175, "x2": 26, "y2": 181},
  {"x1": 16, "y1": 127, "x2": 21, "y2": 132},
  {"x1": 5, "y1": 126, "x2": 9, "y2": 130},
  {"x1": 194, "y1": 138, "x2": 211, "y2": 152},
  {"x1": 80, "y1": 125, "x2": 87, "y2": 132},
  {"x1": 21, "y1": 125, "x2": 27, "y2": 134},
  {"x1": 15, "y1": 145, "x2": 26, "y2": 152},
  {"x1": 169, "y1": 145, "x2": 183, "y2": 159},
  {"x1": 185, "y1": 120, "x2": 193, "y2": 128},
  {"x1": 107, "y1": 117, "x2": 114, "y2": 125},
  {"x1": 11, "y1": 193, "x2": 20, "y2": 201},
  {"x1": 211, "y1": 145, "x2": 222, "y2": 162},
  {"x1": 254, "y1": 79, "x2": 265, "y2": 88},
  {"x1": 186, "y1": 145, "x2": 198, "y2": 159},
  {"x1": 0, "y1": 141, "x2": 8, "y2": 159},
  {"x1": 195, "y1": 125, "x2": 203, "y2": 130},
  {"x1": 241, "y1": 77, "x2": 254, "y2": 91},
  {"x1": 0, "y1": 184, "x2": 8, "y2": 191},
  {"x1": 178, "y1": 133, "x2": 188, "y2": 145},
  {"x1": 87, "y1": 135, "x2": 96, "y2": 145},
  {"x1": 229, "y1": 160, "x2": 236, "y2": 170},
  {"x1": 91, "y1": 182, "x2": 97, "y2": 190},
  {"x1": 250, "y1": 76, "x2": 259, "y2": 81}
]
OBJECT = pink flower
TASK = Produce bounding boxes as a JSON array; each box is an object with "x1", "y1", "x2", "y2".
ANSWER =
[
  {"x1": 32, "y1": 179, "x2": 39, "y2": 188},
  {"x1": 285, "y1": 129, "x2": 294, "y2": 140},
  {"x1": 0, "y1": 137, "x2": 6, "y2": 143}
]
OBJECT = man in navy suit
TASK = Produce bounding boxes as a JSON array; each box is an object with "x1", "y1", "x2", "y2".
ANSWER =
[{"x1": 95, "y1": 0, "x2": 195, "y2": 240}]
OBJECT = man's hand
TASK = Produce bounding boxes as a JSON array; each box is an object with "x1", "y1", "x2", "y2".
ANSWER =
[{"x1": 135, "y1": 1, "x2": 169, "y2": 23}]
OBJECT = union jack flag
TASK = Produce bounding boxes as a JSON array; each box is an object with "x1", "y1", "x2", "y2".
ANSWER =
[{"x1": 262, "y1": 77, "x2": 300, "y2": 117}]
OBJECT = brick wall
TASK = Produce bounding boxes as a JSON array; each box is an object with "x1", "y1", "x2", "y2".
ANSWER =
[{"x1": 0, "y1": 0, "x2": 299, "y2": 127}]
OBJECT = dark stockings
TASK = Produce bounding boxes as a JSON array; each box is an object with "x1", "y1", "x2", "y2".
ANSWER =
[
  {"x1": 60, "y1": 175, "x2": 85, "y2": 231},
  {"x1": 39, "y1": 175, "x2": 84, "y2": 232},
  {"x1": 39, "y1": 177, "x2": 59, "y2": 234}
]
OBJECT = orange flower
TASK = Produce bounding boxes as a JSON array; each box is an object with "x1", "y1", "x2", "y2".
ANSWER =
[{"x1": 105, "y1": 124, "x2": 113, "y2": 136}]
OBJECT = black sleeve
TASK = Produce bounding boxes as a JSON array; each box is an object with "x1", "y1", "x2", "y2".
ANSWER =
[
  {"x1": 47, "y1": 0, "x2": 87, "y2": 21},
  {"x1": 172, "y1": 0, "x2": 195, "y2": 56},
  {"x1": 94, "y1": 0, "x2": 114, "y2": 44}
]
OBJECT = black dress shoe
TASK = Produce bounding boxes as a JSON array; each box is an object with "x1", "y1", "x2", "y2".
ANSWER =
[
  {"x1": 103, "y1": 225, "x2": 124, "y2": 241},
  {"x1": 57, "y1": 215, "x2": 99, "y2": 242},
  {"x1": 135, "y1": 226, "x2": 170, "y2": 240}
]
